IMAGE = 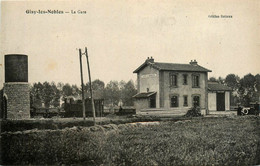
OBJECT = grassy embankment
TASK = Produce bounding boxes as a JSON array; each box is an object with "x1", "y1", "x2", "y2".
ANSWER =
[{"x1": 1, "y1": 116, "x2": 259, "y2": 165}]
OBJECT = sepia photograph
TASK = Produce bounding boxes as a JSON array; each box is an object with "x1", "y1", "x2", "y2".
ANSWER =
[{"x1": 0, "y1": 0, "x2": 259, "y2": 165}]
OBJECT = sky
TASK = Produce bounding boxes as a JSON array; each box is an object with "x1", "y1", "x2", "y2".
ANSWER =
[{"x1": 1, "y1": 0, "x2": 259, "y2": 88}]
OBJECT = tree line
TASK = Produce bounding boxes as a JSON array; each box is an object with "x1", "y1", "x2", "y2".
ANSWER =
[
  {"x1": 1, "y1": 73, "x2": 259, "y2": 109},
  {"x1": 209, "y1": 73, "x2": 260, "y2": 106},
  {"x1": 29, "y1": 79, "x2": 137, "y2": 108}
]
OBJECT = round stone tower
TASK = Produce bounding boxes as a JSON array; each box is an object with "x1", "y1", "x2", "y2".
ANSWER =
[{"x1": 3, "y1": 54, "x2": 30, "y2": 119}]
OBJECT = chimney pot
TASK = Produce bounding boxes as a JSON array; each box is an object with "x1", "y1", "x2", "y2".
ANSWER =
[
  {"x1": 190, "y1": 59, "x2": 198, "y2": 65},
  {"x1": 146, "y1": 56, "x2": 154, "y2": 63}
]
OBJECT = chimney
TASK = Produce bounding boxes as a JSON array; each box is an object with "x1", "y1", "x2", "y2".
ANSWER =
[
  {"x1": 190, "y1": 59, "x2": 198, "y2": 65},
  {"x1": 146, "y1": 56, "x2": 154, "y2": 63}
]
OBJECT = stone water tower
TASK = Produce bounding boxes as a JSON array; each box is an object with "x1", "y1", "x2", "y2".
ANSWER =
[{"x1": 3, "y1": 54, "x2": 30, "y2": 119}]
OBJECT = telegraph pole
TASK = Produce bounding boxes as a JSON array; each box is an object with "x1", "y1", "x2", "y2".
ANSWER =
[
  {"x1": 85, "y1": 47, "x2": 96, "y2": 124},
  {"x1": 79, "y1": 48, "x2": 86, "y2": 120}
]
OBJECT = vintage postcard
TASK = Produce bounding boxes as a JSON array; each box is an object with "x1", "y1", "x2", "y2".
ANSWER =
[{"x1": 0, "y1": 0, "x2": 259, "y2": 165}]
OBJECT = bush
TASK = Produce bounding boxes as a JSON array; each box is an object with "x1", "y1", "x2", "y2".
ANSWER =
[
  {"x1": 0, "y1": 115, "x2": 182, "y2": 132},
  {"x1": 0, "y1": 120, "x2": 94, "y2": 132},
  {"x1": 184, "y1": 107, "x2": 202, "y2": 117}
]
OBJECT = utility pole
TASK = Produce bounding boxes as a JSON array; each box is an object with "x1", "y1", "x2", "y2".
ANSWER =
[
  {"x1": 79, "y1": 48, "x2": 86, "y2": 120},
  {"x1": 85, "y1": 47, "x2": 96, "y2": 124}
]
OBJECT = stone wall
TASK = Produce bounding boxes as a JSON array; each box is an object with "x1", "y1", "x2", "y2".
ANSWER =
[{"x1": 3, "y1": 82, "x2": 30, "y2": 119}]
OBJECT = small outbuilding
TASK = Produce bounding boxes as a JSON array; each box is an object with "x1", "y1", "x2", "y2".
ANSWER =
[{"x1": 208, "y1": 82, "x2": 232, "y2": 111}]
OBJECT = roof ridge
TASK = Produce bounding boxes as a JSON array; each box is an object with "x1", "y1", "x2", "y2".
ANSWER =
[
  {"x1": 134, "y1": 60, "x2": 212, "y2": 73},
  {"x1": 154, "y1": 62, "x2": 190, "y2": 65}
]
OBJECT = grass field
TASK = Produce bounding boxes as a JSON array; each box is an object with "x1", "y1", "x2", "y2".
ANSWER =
[{"x1": 1, "y1": 116, "x2": 260, "y2": 165}]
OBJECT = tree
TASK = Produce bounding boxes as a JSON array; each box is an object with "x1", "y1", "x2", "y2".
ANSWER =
[
  {"x1": 71, "y1": 84, "x2": 80, "y2": 97},
  {"x1": 218, "y1": 77, "x2": 225, "y2": 84},
  {"x1": 225, "y1": 74, "x2": 240, "y2": 106},
  {"x1": 225, "y1": 74, "x2": 240, "y2": 90},
  {"x1": 255, "y1": 74, "x2": 260, "y2": 102},
  {"x1": 62, "y1": 83, "x2": 73, "y2": 97},
  {"x1": 57, "y1": 82, "x2": 64, "y2": 91},
  {"x1": 50, "y1": 82, "x2": 61, "y2": 107},
  {"x1": 85, "y1": 79, "x2": 105, "y2": 99},
  {"x1": 30, "y1": 82, "x2": 44, "y2": 108},
  {"x1": 104, "y1": 80, "x2": 120, "y2": 106},
  {"x1": 255, "y1": 74, "x2": 260, "y2": 92},
  {"x1": 42, "y1": 82, "x2": 56, "y2": 108},
  {"x1": 238, "y1": 73, "x2": 257, "y2": 106},
  {"x1": 120, "y1": 80, "x2": 137, "y2": 106},
  {"x1": 209, "y1": 77, "x2": 217, "y2": 82}
]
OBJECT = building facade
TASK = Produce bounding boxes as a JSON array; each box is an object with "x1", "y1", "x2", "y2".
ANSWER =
[{"x1": 133, "y1": 57, "x2": 211, "y2": 115}]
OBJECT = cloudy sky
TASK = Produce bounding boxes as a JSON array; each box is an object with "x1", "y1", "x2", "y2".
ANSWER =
[{"x1": 1, "y1": 0, "x2": 259, "y2": 88}]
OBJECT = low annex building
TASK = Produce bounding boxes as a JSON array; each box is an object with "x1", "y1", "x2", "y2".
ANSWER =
[
  {"x1": 208, "y1": 82, "x2": 232, "y2": 111},
  {"x1": 133, "y1": 57, "x2": 212, "y2": 115}
]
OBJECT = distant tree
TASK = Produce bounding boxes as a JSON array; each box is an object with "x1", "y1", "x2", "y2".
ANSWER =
[
  {"x1": 62, "y1": 83, "x2": 73, "y2": 97},
  {"x1": 57, "y1": 82, "x2": 64, "y2": 91},
  {"x1": 255, "y1": 74, "x2": 260, "y2": 102},
  {"x1": 42, "y1": 82, "x2": 56, "y2": 108},
  {"x1": 209, "y1": 77, "x2": 217, "y2": 82},
  {"x1": 120, "y1": 80, "x2": 137, "y2": 106},
  {"x1": 104, "y1": 80, "x2": 120, "y2": 106},
  {"x1": 238, "y1": 73, "x2": 257, "y2": 106},
  {"x1": 224, "y1": 74, "x2": 240, "y2": 106},
  {"x1": 85, "y1": 79, "x2": 105, "y2": 99},
  {"x1": 218, "y1": 77, "x2": 225, "y2": 84},
  {"x1": 50, "y1": 82, "x2": 61, "y2": 107},
  {"x1": 119, "y1": 80, "x2": 126, "y2": 90},
  {"x1": 255, "y1": 74, "x2": 260, "y2": 92},
  {"x1": 225, "y1": 74, "x2": 240, "y2": 90},
  {"x1": 71, "y1": 84, "x2": 81, "y2": 97},
  {"x1": 30, "y1": 82, "x2": 44, "y2": 108}
]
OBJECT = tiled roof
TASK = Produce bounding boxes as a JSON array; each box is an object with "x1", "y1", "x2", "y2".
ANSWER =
[
  {"x1": 208, "y1": 82, "x2": 232, "y2": 91},
  {"x1": 133, "y1": 61, "x2": 211, "y2": 73},
  {"x1": 133, "y1": 92, "x2": 156, "y2": 98}
]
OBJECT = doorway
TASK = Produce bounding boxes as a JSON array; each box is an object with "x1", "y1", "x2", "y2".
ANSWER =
[
  {"x1": 149, "y1": 95, "x2": 156, "y2": 108},
  {"x1": 217, "y1": 92, "x2": 225, "y2": 111}
]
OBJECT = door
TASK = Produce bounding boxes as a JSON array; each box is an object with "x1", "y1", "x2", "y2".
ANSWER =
[
  {"x1": 217, "y1": 92, "x2": 225, "y2": 111},
  {"x1": 150, "y1": 95, "x2": 156, "y2": 108}
]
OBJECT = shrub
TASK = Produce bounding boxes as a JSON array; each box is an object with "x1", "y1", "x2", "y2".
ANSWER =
[{"x1": 184, "y1": 107, "x2": 202, "y2": 117}]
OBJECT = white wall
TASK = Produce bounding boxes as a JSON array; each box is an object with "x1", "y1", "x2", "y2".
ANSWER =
[
  {"x1": 138, "y1": 65, "x2": 160, "y2": 108},
  {"x1": 225, "y1": 91, "x2": 230, "y2": 111},
  {"x1": 208, "y1": 92, "x2": 216, "y2": 111}
]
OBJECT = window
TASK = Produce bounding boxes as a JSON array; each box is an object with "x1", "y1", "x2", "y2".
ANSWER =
[
  {"x1": 192, "y1": 74, "x2": 200, "y2": 88},
  {"x1": 183, "y1": 74, "x2": 188, "y2": 85},
  {"x1": 183, "y1": 96, "x2": 188, "y2": 106},
  {"x1": 170, "y1": 95, "x2": 178, "y2": 107},
  {"x1": 193, "y1": 96, "x2": 200, "y2": 107},
  {"x1": 170, "y1": 73, "x2": 178, "y2": 87}
]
